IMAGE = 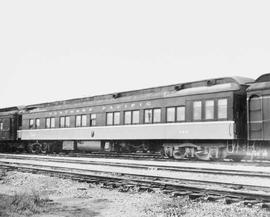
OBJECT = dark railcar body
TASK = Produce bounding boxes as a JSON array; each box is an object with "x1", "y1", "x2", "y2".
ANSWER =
[
  {"x1": 0, "y1": 107, "x2": 22, "y2": 152},
  {"x1": 247, "y1": 74, "x2": 270, "y2": 141}
]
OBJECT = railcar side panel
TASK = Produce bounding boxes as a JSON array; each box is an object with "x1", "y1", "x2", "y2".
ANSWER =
[{"x1": 19, "y1": 121, "x2": 235, "y2": 140}]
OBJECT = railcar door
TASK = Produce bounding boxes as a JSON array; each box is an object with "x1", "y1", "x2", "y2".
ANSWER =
[{"x1": 248, "y1": 95, "x2": 263, "y2": 140}]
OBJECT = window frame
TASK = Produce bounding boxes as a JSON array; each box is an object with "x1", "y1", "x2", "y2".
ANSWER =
[
  {"x1": 81, "y1": 114, "x2": 87, "y2": 127},
  {"x1": 90, "y1": 114, "x2": 96, "y2": 126},
  {"x1": 45, "y1": 117, "x2": 55, "y2": 128},
  {"x1": 106, "y1": 112, "x2": 120, "y2": 126},
  {"x1": 124, "y1": 111, "x2": 132, "y2": 125},
  {"x1": 205, "y1": 99, "x2": 215, "y2": 120},
  {"x1": 35, "y1": 118, "x2": 40, "y2": 128},
  {"x1": 60, "y1": 116, "x2": 65, "y2": 128},
  {"x1": 144, "y1": 108, "x2": 161, "y2": 124},
  {"x1": 75, "y1": 114, "x2": 87, "y2": 127},
  {"x1": 106, "y1": 112, "x2": 114, "y2": 126},
  {"x1": 144, "y1": 109, "x2": 153, "y2": 124},
  {"x1": 65, "y1": 116, "x2": 70, "y2": 128},
  {"x1": 176, "y1": 106, "x2": 185, "y2": 122},
  {"x1": 45, "y1": 117, "x2": 50, "y2": 128},
  {"x1": 132, "y1": 110, "x2": 140, "y2": 124},
  {"x1": 193, "y1": 101, "x2": 202, "y2": 121},
  {"x1": 217, "y1": 98, "x2": 228, "y2": 120},
  {"x1": 50, "y1": 117, "x2": 55, "y2": 128},
  {"x1": 113, "y1": 112, "x2": 120, "y2": 125},
  {"x1": 166, "y1": 107, "x2": 176, "y2": 123},
  {"x1": 153, "y1": 108, "x2": 161, "y2": 123},
  {"x1": 29, "y1": 119, "x2": 34, "y2": 129}
]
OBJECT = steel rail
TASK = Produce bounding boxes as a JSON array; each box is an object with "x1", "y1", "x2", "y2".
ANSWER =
[{"x1": 1, "y1": 154, "x2": 270, "y2": 178}]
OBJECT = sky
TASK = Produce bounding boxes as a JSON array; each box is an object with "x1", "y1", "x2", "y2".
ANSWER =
[{"x1": 0, "y1": 0, "x2": 270, "y2": 108}]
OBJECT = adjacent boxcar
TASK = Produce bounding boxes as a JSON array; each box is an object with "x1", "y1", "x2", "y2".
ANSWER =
[
  {"x1": 247, "y1": 73, "x2": 270, "y2": 159},
  {"x1": 18, "y1": 76, "x2": 254, "y2": 160}
]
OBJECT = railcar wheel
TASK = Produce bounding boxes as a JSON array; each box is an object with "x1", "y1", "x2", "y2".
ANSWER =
[
  {"x1": 40, "y1": 143, "x2": 49, "y2": 154},
  {"x1": 142, "y1": 143, "x2": 150, "y2": 152},
  {"x1": 172, "y1": 148, "x2": 186, "y2": 160},
  {"x1": 27, "y1": 142, "x2": 42, "y2": 154}
]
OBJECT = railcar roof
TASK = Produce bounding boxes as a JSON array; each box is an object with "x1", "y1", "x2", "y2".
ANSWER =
[
  {"x1": 0, "y1": 106, "x2": 20, "y2": 116},
  {"x1": 247, "y1": 73, "x2": 270, "y2": 91},
  {"x1": 24, "y1": 76, "x2": 253, "y2": 111},
  {"x1": 255, "y1": 73, "x2": 270, "y2": 83}
]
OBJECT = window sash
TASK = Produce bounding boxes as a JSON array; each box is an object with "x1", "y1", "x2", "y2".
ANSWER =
[
  {"x1": 51, "y1": 118, "x2": 55, "y2": 128},
  {"x1": 65, "y1": 116, "x2": 70, "y2": 127},
  {"x1": 193, "y1": 101, "x2": 202, "y2": 120},
  {"x1": 113, "y1": 112, "x2": 120, "y2": 125},
  {"x1": 75, "y1": 115, "x2": 81, "y2": 127},
  {"x1": 29, "y1": 119, "x2": 34, "y2": 129},
  {"x1": 153, "y1": 109, "x2": 161, "y2": 123},
  {"x1": 90, "y1": 114, "x2": 96, "y2": 126},
  {"x1": 106, "y1": 113, "x2": 113, "y2": 125},
  {"x1": 35, "y1": 119, "x2": 40, "y2": 128},
  {"x1": 132, "y1": 110, "x2": 139, "y2": 124},
  {"x1": 144, "y1": 109, "x2": 152, "y2": 123},
  {"x1": 218, "y1": 99, "x2": 228, "y2": 119},
  {"x1": 45, "y1": 118, "x2": 50, "y2": 128},
  {"x1": 176, "y1": 106, "x2": 185, "y2": 121},
  {"x1": 81, "y1": 115, "x2": 87, "y2": 127},
  {"x1": 205, "y1": 100, "x2": 214, "y2": 120},
  {"x1": 124, "y1": 111, "x2": 132, "y2": 124},
  {"x1": 60, "y1": 117, "x2": 65, "y2": 128},
  {"x1": 166, "y1": 107, "x2": 175, "y2": 122}
]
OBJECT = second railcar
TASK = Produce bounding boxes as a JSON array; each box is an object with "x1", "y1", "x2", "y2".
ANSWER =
[
  {"x1": 0, "y1": 107, "x2": 22, "y2": 152},
  {"x1": 247, "y1": 73, "x2": 270, "y2": 160}
]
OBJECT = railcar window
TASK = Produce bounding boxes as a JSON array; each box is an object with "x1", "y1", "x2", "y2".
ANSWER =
[
  {"x1": 90, "y1": 114, "x2": 96, "y2": 126},
  {"x1": 82, "y1": 115, "x2": 87, "y2": 127},
  {"x1": 45, "y1": 118, "x2": 50, "y2": 128},
  {"x1": 193, "y1": 101, "x2": 202, "y2": 120},
  {"x1": 218, "y1": 99, "x2": 227, "y2": 119},
  {"x1": 113, "y1": 112, "x2": 120, "y2": 125},
  {"x1": 132, "y1": 110, "x2": 140, "y2": 124},
  {"x1": 153, "y1": 109, "x2": 161, "y2": 123},
  {"x1": 0, "y1": 122, "x2": 3, "y2": 131},
  {"x1": 75, "y1": 115, "x2": 82, "y2": 127},
  {"x1": 144, "y1": 109, "x2": 152, "y2": 123},
  {"x1": 124, "y1": 111, "x2": 132, "y2": 125},
  {"x1": 45, "y1": 117, "x2": 55, "y2": 128},
  {"x1": 166, "y1": 107, "x2": 175, "y2": 122},
  {"x1": 60, "y1": 117, "x2": 65, "y2": 128},
  {"x1": 29, "y1": 119, "x2": 34, "y2": 129},
  {"x1": 106, "y1": 112, "x2": 113, "y2": 125},
  {"x1": 176, "y1": 106, "x2": 185, "y2": 121},
  {"x1": 65, "y1": 116, "x2": 70, "y2": 127},
  {"x1": 35, "y1": 119, "x2": 40, "y2": 128},
  {"x1": 205, "y1": 100, "x2": 214, "y2": 120},
  {"x1": 51, "y1": 118, "x2": 55, "y2": 128}
]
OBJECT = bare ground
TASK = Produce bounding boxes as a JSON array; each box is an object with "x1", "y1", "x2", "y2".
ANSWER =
[{"x1": 0, "y1": 168, "x2": 269, "y2": 217}]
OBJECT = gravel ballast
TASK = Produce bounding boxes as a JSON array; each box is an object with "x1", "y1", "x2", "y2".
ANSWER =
[{"x1": 0, "y1": 168, "x2": 269, "y2": 217}]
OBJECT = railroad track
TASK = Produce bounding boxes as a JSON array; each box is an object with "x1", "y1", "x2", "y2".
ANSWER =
[
  {"x1": 1, "y1": 153, "x2": 270, "y2": 178},
  {"x1": 1, "y1": 153, "x2": 270, "y2": 208}
]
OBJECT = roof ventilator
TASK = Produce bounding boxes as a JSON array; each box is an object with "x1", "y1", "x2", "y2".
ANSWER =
[
  {"x1": 207, "y1": 79, "x2": 216, "y2": 86},
  {"x1": 112, "y1": 93, "x2": 121, "y2": 99},
  {"x1": 174, "y1": 84, "x2": 184, "y2": 91}
]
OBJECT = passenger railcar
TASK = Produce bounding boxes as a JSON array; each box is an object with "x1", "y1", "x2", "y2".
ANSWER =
[
  {"x1": 247, "y1": 74, "x2": 270, "y2": 159},
  {"x1": 0, "y1": 107, "x2": 22, "y2": 152},
  {"x1": 18, "y1": 76, "x2": 254, "y2": 160}
]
